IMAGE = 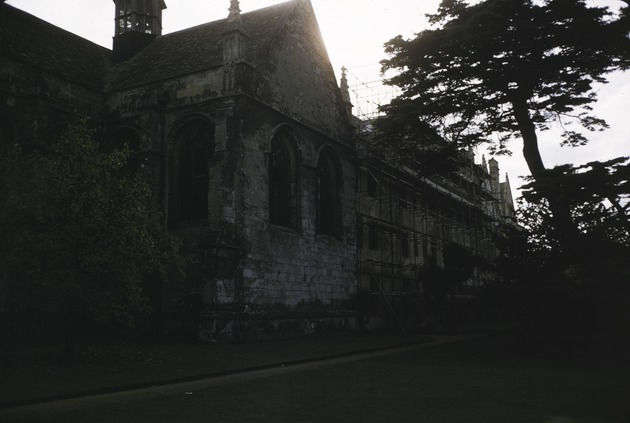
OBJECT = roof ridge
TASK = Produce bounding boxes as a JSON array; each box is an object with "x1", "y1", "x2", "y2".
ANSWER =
[
  {"x1": 1, "y1": 3, "x2": 111, "y2": 53},
  {"x1": 102, "y1": 0, "x2": 311, "y2": 91},
  {"x1": 160, "y1": 0, "x2": 302, "y2": 39},
  {"x1": 1, "y1": 3, "x2": 112, "y2": 92},
  {"x1": 255, "y1": 0, "x2": 303, "y2": 33}
]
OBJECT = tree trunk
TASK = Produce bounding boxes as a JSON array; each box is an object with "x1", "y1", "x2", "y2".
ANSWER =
[
  {"x1": 607, "y1": 196, "x2": 629, "y2": 225},
  {"x1": 606, "y1": 196, "x2": 630, "y2": 236},
  {"x1": 511, "y1": 96, "x2": 582, "y2": 255},
  {"x1": 512, "y1": 101, "x2": 546, "y2": 177}
]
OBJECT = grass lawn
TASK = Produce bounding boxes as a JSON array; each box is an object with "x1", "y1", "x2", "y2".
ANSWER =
[
  {"x1": 1, "y1": 333, "x2": 628, "y2": 423},
  {"x1": 0, "y1": 332, "x2": 431, "y2": 406}
]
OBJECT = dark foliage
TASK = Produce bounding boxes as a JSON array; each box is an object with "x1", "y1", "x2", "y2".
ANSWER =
[
  {"x1": 421, "y1": 242, "x2": 489, "y2": 303},
  {"x1": 521, "y1": 156, "x2": 630, "y2": 246},
  {"x1": 515, "y1": 157, "x2": 630, "y2": 280},
  {"x1": 369, "y1": 118, "x2": 463, "y2": 177},
  {"x1": 490, "y1": 158, "x2": 630, "y2": 335},
  {"x1": 378, "y1": 0, "x2": 630, "y2": 250},
  {"x1": 0, "y1": 120, "x2": 184, "y2": 347}
]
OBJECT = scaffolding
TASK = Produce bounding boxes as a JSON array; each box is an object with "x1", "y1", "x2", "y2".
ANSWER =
[
  {"x1": 345, "y1": 66, "x2": 401, "y2": 123},
  {"x1": 357, "y1": 147, "x2": 505, "y2": 332},
  {"x1": 347, "y1": 68, "x2": 507, "y2": 332}
]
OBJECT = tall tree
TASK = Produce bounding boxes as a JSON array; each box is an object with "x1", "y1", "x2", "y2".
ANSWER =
[
  {"x1": 494, "y1": 157, "x2": 629, "y2": 289},
  {"x1": 0, "y1": 121, "x2": 183, "y2": 352},
  {"x1": 520, "y1": 157, "x2": 630, "y2": 247},
  {"x1": 378, "y1": 0, "x2": 630, "y2": 252}
]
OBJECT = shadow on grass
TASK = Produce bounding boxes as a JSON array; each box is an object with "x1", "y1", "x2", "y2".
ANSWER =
[
  {"x1": 0, "y1": 332, "x2": 433, "y2": 408},
  {"x1": 2, "y1": 332, "x2": 628, "y2": 423}
]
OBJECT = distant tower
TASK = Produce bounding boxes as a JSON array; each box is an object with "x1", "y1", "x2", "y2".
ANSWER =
[
  {"x1": 488, "y1": 157, "x2": 500, "y2": 195},
  {"x1": 501, "y1": 173, "x2": 515, "y2": 219},
  {"x1": 339, "y1": 67, "x2": 353, "y2": 117},
  {"x1": 112, "y1": 0, "x2": 167, "y2": 63},
  {"x1": 464, "y1": 147, "x2": 475, "y2": 165}
]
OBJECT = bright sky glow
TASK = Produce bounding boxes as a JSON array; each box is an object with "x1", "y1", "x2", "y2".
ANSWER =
[{"x1": 5, "y1": 0, "x2": 630, "y2": 198}]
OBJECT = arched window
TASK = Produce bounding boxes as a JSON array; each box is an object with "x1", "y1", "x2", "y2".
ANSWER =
[
  {"x1": 269, "y1": 128, "x2": 298, "y2": 228},
  {"x1": 171, "y1": 119, "x2": 214, "y2": 223},
  {"x1": 317, "y1": 148, "x2": 341, "y2": 238}
]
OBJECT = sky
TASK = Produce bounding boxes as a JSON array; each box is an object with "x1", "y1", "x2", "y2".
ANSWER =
[{"x1": 5, "y1": 0, "x2": 630, "y2": 199}]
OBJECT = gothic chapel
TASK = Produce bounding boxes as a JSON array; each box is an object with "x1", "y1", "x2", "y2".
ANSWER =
[
  {"x1": 0, "y1": 0, "x2": 359, "y2": 339},
  {"x1": 1, "y1": 0, "x2": 517, "y2": 339}
]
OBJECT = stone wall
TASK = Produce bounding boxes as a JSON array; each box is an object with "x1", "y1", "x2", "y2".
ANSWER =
[
  {"x1": 253, "y1": 0, "x2": 351, "y2": 144},
  {"x1": 101, "y1": 62, "x2": 358, "y2": 339},
  {"x1": 1, "y1": 1, "x2": 360, "y2": 341},
  {"x1": 191, "y1": 95, "x2": 357, "y2": 342},
  {"x1": 0, "y1": 58, "x2": 105, "y2": 145}
]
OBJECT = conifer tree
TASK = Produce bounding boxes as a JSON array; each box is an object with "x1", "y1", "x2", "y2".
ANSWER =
[{"x1": 378, "y1": 0, "x2": 630, "y2": 252}]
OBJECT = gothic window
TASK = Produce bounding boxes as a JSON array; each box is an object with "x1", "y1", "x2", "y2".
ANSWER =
[
  {"x1": 269, "y1": 128, "x2": 298, "y2": 228},
  {"x1": 413, "y1": 235, "x2": 419, "y2": 257},
  {"x1": 171, "y1": 119, "x2": 214, "y2": 223},
  {"x1": 399, "y1": 186, "x2": 409, "y2": 209},
  {"x1": 401, "y1": 232, "x2": 410, "y2": 257},
  {"x1": 368, "y1": 225, "x2": 379, "y2": 250},
  {"x1": 317, "y1": 148, "x2": 341, "y2": 238}
]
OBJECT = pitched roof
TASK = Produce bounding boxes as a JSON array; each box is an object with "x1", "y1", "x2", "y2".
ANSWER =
[
  {"x1": 1, "y1": 0, "x2": 305, "y2": 93},
  {"x1": 0, "y1": 4, "x2": 112, "y2": 92},
  {"x1": 107, "y1": 0, "x2": 301, "y2": 91}
]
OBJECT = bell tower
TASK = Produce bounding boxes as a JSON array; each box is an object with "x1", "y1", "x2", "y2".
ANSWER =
[{"x1": 112, "y1": 0, "x2": 167, "y2": 63}]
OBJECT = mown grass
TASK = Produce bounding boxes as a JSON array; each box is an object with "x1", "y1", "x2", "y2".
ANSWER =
[
  {"x1": 0, "y1": 331, "x2": 432, "y2": 406},
  {"x1": 2, "y1": 333, "x2": 628, "y2": 423}
]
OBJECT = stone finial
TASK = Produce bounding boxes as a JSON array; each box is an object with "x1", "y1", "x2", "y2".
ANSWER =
[
  {"x1": 223, "y1": 0, "x2": 247, "y2": 64},
  {"x1": 341, "y1": 67, "x2": 349, "y2": 82},
  {"x1": 340, "y1": 66, "x2": 353, "y2": 116},
  {"x1": 228, "y1": 0, "x2": 242, "y2": 22}
]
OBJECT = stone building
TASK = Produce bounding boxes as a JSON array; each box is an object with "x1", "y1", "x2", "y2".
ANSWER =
[
  {"x1": 356, "y1": 143, "x2": 514, "y2": 331},
  {"x1": 0, "y1": 0, "x2": 513, "y2": 338}
]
